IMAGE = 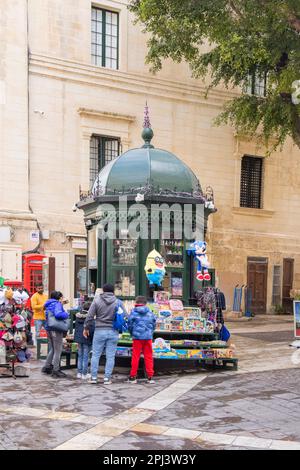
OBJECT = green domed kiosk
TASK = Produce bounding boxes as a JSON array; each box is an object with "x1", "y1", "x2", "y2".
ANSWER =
[{"x1": 77, "y1": 112, "x2": 216, "y2": 304}]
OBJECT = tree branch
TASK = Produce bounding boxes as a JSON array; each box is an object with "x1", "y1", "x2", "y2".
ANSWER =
[
  {"x1": 227, "y1": 1, "x2": 243, "y2": 19},
  {"x1": 288, "y1": 14, "x2": 300, "y2": 33}
]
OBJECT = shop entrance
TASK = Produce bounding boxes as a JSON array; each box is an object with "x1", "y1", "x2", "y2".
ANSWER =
[
  {"x1": 282, "y1": 258, "x2": 294, "y2": 314},
  {"x1": 247, "y1": 257, "x2": 268, "y2": 314}
]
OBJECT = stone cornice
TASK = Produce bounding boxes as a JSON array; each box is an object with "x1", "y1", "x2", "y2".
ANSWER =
[
  {"x1": 29, "y1": 53, "x2": 239, "y2": 108},
  {"x1": 232, "y1": 207, "x2": 275, "y2": 218},
  {"x1": 78, "y1": 108, "x2": 135, "y2": 122},
  {"x1": 0, "y1": 210, "x2": 37, "y2": 221}
]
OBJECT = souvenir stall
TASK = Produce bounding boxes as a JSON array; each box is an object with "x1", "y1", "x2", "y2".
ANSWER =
[
  {"x1": 75, "y1": 111, "x2": 237, "y2": 372},
  {"x1": 0, "y1": 283, "x2": 32, "y2": 378}
]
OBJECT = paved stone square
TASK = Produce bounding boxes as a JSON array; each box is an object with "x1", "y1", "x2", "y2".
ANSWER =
[{"x1": 1, "y1": 315, "x2": 300, "y2": 450}]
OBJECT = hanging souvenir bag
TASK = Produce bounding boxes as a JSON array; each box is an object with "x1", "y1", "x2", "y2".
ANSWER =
[
  {"x1": 219, "y1": 324, "x2": 231, "y2": 342},
  {"x1": 113, "y1": 300, "x2": 128, "y2": 333}
]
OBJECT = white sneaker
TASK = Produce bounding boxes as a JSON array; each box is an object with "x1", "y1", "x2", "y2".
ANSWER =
[
  {"x1": 82, "y1": 373, "x2": 91, "y2": 380},
  {"x1": 76, "y1": 373, "x2": 82, "y2": 379},
  {"x1": 88, "y1": 378, "x2": 98, "y2": 384},
  {"x1": 103, "y1": 378, "x2": 112, "y2": 385},
  {"x1": 147, "y1": 377, "x2": 155, "y2": 384}
]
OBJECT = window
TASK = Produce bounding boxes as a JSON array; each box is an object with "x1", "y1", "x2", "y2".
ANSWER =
[
  {"x1": 246, "y1": 69, "x2": 267, "y2": 97},
  {"x1": 240, "y1": 155, "x2": 263, "y2": 209},
  {"x1": 91, "y1": 7, "x2": 119, "y2": 69},
  {"x1": 90, "y1": 135, "x2": 120, "y2": 187},
  {"x1": 272, "y1": 265, "x2": 281, "y2": 306},
  {"x1": 74, "y1": 255, "x2": 87, "y2": 297}
]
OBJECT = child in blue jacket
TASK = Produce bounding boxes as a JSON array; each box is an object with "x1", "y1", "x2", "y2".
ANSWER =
[{"x1": 127, "y1": 296, "x2": 156, "y2": 384}]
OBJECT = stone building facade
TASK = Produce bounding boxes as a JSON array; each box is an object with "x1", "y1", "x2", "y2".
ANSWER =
[{"x1": 1, "y1": 0, "x2": 300, "y2": 312}]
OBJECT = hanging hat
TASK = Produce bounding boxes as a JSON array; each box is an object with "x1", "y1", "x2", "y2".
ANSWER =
[
  {"x1": 5, "y1": 288, "x2": 13, "y2": 300},
  {"x1": 21, "y1": 290, "x2": 29, "y2": 302},
  {"x1": 16, "y1": 350, "x2": 27, "y2": 362},
  {"x1": 3, "y1": 313, "x2": 12, "y2": 328},
  {"x1": 13, "y1": 332, "x2": 23, "y2": 345},
  {"x1": 20, "y1": 310, "x2": 28, "y2": 320},
  {"x1": 16, "y1": 319, "x2": 26, "y2": 329},
  {"x1": 13, "y1": 291, "x2": 23, "y2": 304},
  {"x1": 6, "y1": 350, "x2": 17, "y2": 362},
  {"x1": 2, "y1": 332, "x2": 14, "y2": 342},
  {"x1": 12, "y1": 314, "x2": 25, "y2": 329}
]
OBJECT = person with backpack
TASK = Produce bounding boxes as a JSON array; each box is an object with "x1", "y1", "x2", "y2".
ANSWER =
[
  {"x1": 42, "y1": 291, "x2": 69, "y2": 378},
  {"x1": 74, "y1": 302, "x2": 94, "y2": 380},
  {"x1": 127, "y1": 296, "x2": 156, "y2": 384},
  {"x1": 83, "y1": 284, "x2": 127, "y2": 385}
]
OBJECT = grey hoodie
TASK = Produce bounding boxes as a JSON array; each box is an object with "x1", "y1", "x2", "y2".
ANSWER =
[{"x1": 84, "y1": 292, "x2": 126, "y2": 330}]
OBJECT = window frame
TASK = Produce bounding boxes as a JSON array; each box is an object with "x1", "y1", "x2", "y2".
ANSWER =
[
  {"x1": 90, "y1": 135, "x2": 121, "y2": 188},
  {"x1": 91, "y1": 6, "x2": 119, "y2": 69},
  {"x1": 245, "y1": 69, "x2": 267, "y2": 97},
  {"x1": 240, "y1": 155, "x2": 263, "y2": 209}
]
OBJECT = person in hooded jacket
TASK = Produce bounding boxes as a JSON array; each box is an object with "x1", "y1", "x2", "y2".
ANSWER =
[
  {"x1": 127, "y1": 296, "x2": 156, "y2": 384},
  {"x1": 83, "y1": 284, "x2": 127, "y2": 385},
  {"x1": 74, "y1": 302, "x2": 95, "y2": 380},
  {"x1": 42, "y1": 291, "x2": 69, "y2": 378}
]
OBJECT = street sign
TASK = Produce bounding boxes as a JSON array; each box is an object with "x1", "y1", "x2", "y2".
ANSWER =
[{"x1": 30, "y1": 231, "x2": 40, "y2": 242}]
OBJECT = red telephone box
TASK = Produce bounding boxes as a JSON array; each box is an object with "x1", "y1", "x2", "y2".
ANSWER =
[{"x1": 23, "y1": 254, "x2": 47, "y2": 296}]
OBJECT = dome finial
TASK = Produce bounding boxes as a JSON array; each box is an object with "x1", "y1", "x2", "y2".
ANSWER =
[
  {"x1": 142, "y1": 101, "x2": 154, "y2": 148},
  {"x1": 143, "y1": 101, "x2": 151, "y2": 128}
]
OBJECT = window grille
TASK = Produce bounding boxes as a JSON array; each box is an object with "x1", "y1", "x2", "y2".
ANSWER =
[
  {"x1": 240, "y1": 156, "x2": 263, "y2": 208},
  {"x1": 90, "y1": 135, "x2": 120, "y2": 187}
]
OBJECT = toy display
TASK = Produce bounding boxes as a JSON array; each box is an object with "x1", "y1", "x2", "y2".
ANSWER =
[
  {"x1": 171, "y1": 275, "x2": 183, "y2": 296},
  {"x1": 144, "y1": 249, "x2": 166, "y2": 287},
  {"x1": 153, "y1": 337, "x2": 171, "y2": 352},
  {"x1": 187, "y1": 240, "x2": 211, "y2": 281},
  {"x1": 169, "y1": 299, "x2": 183, "y2": 311},
  {"x1": 161, "y1": 239, "x2": 184, "y2": 268},
  {"x1": 153, "y1": 291, "x2": 169, "y2": 304}
]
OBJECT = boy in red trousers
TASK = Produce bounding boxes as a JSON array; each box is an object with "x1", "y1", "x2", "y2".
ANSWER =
[{"x1": 127, "y1": 296, "x2": 156, "y2": 384}]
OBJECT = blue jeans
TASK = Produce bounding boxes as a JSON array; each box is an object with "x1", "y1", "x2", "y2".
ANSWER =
[
  {"x1": 34, "y1": 320, "x2": 46, "y2": 340},
  {"x1": 91, "y1": 329, "x2": 119, "y2": 380},
  {"x1": 77, "y1": 344, "x2": 91, "y2": 375}
]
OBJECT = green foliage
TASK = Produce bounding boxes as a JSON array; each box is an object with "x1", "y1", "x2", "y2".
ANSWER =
[{"x1": 129, "y1": 0, "x2": 300, "y2": 152}]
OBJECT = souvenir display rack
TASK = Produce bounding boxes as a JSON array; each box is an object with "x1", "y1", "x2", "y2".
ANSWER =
[
  {"x1": 0, "y1": 287, "x2": 32, "y2": 378},
  {"x1": 115, "y1": 297, "x2": 238, "y2": 371}
]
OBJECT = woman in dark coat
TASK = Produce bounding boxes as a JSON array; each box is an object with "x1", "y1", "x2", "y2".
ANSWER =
[{"x1": 74, "y1": 304, "x2": 94, "y2": 379}]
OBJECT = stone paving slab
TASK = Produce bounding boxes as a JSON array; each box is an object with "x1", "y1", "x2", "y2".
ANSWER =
[
  {"x1": 145, "y1": 368, "x2": 300, "y2": 442},
  {"x1": 99, "y1": 430, "x2": 208, "y2": 450},
  {"x1": 0, "y1": 365, "x2": 176, "y2": 418},
  {"x1": 0, "y1": 415, "x2": 91, "y2": 450}
]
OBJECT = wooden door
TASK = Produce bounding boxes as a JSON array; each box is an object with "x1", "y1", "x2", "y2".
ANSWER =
[
  {"x1": 282, "y1": 258, "x2": 294, "y2": 313},
  {"x1": 247, "y1": 258, "x2": 268, "y2": 314}
]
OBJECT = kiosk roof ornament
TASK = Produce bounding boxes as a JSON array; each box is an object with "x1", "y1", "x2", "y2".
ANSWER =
[{"x1": 142, "y1": 102, "x2": 154, "y2": 149}]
